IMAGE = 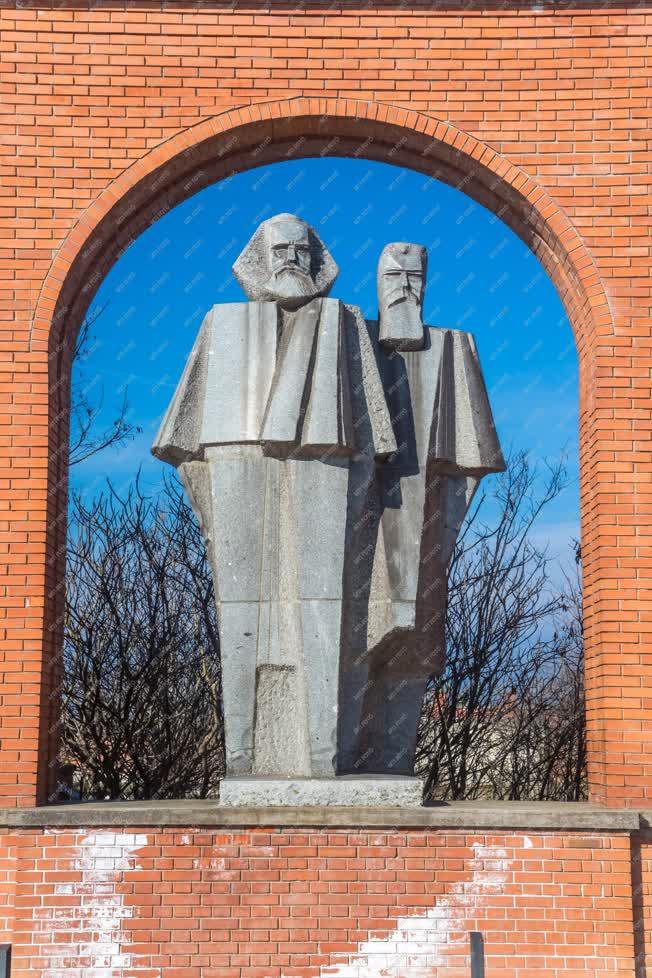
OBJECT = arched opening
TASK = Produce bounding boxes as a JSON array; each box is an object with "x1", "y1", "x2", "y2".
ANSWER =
[{"x1": 37, "y1": 101, "x2": 610, "y2": 804}]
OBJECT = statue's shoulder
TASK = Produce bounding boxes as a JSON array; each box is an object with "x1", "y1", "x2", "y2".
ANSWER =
[
  {"x1": 205, "y1": 300, "x2": 278, "y2": 319},
  {"x1": 424, "y1": 323, "x2": 479, "y2": 353},
  {"x1": 424, "y1": 323, "x2": 466, "y2": 337},
  {"x1": 200, "y1": 301, "x2": 278, "y2": 341}
]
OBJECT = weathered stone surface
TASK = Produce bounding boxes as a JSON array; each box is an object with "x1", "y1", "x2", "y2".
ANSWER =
[
  {"x1": 377, "y1": 241, "x2": 427, "y2": 350},
  {"x1": 233, "y1": 213, "x2": 338, "y2": 310},
  {"x1": 152, "y1": 303, "x2": 278, "y2": 465},
  {"x1": 219, "y1": 776, "x2": 425, "y2": 808},
  {"x1": 0, "y1": 800, "x2": 641, "y2": 832},
  {"x1": 253, "y1": 666, "x2": 310, "y2": 776},
  {"x1": 151, "y1": 215, "x2": 505, "y2": 800}
]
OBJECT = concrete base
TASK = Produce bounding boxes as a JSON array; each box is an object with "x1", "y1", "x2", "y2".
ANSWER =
[
  {"x1": 0, "y1": 801, "x2": 641, "y2": 830},
  {"x1": 219, "y1": 775, "x2": 424, "y2": 808}
]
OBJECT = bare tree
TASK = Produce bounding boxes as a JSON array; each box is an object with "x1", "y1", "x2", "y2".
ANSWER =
[
  {"x1": 415, "y1": 452, "x2": 586, "y2": 801},
  {"x1": 69, "y1": 306, "x2": 142, "y2": 466},
  {"x1": 62, "y1": 475, "x2": 223, "y2": 799},
  {"x1": 62, "y1": 451, "x2": 584, "y2": 802}
]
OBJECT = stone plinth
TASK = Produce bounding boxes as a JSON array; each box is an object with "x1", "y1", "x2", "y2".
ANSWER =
[{"x1": 218, "y1": 775, "x2": 424, "y2": 808}]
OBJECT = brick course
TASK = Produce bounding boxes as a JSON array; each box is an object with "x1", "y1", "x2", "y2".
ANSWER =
[
  {"x1": 0, "y1": 826, "x2": 639, "y2": 977},
  {"x1": 0, "y1": 3, "x2": 651, "y2": 810}
]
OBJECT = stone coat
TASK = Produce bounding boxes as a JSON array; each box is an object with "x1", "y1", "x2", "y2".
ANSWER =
[
  {"x1": 152, "y1": 298, "x2": 504, "y2": 779},
  {"x1": 152, "y1": 297, "x2": 396, "y2": 463},
  {"x1": 337, "y1": 322, "x2": 505, "y2": 774}
]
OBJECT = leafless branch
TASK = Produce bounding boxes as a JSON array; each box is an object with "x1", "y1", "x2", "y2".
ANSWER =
[
  {"x1": 69, "y1": 305, "x2": 142, "y2": 466},
  {"x1": 416, "y1": 451, "x2": 586, "y2": 801},
  {"x1": 62, "y1": 473, "x2": 223, "y2": 799}
]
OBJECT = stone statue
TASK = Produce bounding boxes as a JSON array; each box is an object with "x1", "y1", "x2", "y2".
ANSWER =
[
  {"x1": 338, "y1": 242, "x2": 506, "y2": 783},
  {"x1": 152, "y1": 215, "x2": 505, "y2": 806}
]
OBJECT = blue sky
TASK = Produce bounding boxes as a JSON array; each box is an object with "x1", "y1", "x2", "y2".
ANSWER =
[{"x1": 71, "y1": 156, "x2": 579, "y2": 562}]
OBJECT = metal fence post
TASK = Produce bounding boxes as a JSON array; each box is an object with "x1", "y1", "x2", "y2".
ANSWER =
[
  {"x1": 0, "y1": 946, "x2": 10, "y2": 978},
  {"x1": 470, "y1": 932, "x2": 485, "y2": 978}
]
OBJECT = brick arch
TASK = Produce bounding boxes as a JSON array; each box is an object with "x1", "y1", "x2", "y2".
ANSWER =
[
  {"x1": 34, "y1": 97, "x2": 608, "y2": 805},
  {"x1": 35, "y1": 97, "x2": 611, "y2": 359}
]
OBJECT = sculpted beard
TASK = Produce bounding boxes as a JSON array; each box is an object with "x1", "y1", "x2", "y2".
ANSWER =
[
  {"x1": 269, "y1": 264, "x2": 314, "y2": 299},
  {"x1": 383, "y1": 286, "x2": 423, "y2": 339},
  {"x1": 386, "y1": 287, "x2": 421, "y2": 309}
]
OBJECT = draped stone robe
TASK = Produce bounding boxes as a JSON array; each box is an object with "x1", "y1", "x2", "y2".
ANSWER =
[
  {"x1": 337, "y1": 323, "x2": 505, "y2": 776},
  {"x1": 152, "y1": 296, "x2": 397, "y2": 778},
  {"x1": 153, "y1": 296, "x2": 504, "y2": 780}
]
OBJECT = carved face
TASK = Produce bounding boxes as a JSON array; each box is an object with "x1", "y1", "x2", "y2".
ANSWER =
[
  {"x1": 378, "y1": 244, "x2": 426, "y2": 314},
  {"x1": 233, "y1": 213, "x2": 339, "y2": 309},
  {"x1": 266, "y1": 218, "x2": 314, "y2": 302}
]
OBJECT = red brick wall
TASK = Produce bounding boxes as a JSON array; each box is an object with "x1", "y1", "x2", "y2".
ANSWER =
[
  {"x1": 1, "y1": 3, "x2": 651, "y2": 807},
  {"x1": 0, "y1": 826, "x2": 638, "y2": 977},
  {"x1": 633, "y1": 830, "x2": 652, "y2": 977}
]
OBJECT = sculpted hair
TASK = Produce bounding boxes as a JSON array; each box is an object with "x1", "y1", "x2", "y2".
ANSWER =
[{"x1": 232, "y1": 212, "x2": 339, "y2": 303}]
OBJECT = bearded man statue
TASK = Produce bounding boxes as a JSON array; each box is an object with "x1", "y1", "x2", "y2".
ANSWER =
[
  {"x1": 337, "y1": 242, "x2": 505, "y2": 781},
  {"x1": 152, "y1": 214, "x2": 403, "y2": 804},
  {"x1": 153, "y1": 217, "x2": 504, "y2": 807}
]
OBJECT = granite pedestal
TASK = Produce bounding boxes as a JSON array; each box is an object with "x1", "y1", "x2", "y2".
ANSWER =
[{"x1": 219, "y1": 775, "x2": 424, "y2": 808}]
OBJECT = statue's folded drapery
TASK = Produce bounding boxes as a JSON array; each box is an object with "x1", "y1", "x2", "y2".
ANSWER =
[
  {"x1": 152, "y1": 295, "x2": 504, "y2": 779},
  {"x1": 345, "y1": 323, "x2": 505, "y2": 654},
  {"x1": 152, "y1": 296, "x2": 398, "y2": 778},
  {"x1": 337, "y1": 323, "x2": 505, "y2": 775},
  {"x1": 152, "y1": 214, "x2": 506, "y2": 790},
  {"x1": 152, "y1": 296, "x2": 396, "y2": 464}
]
